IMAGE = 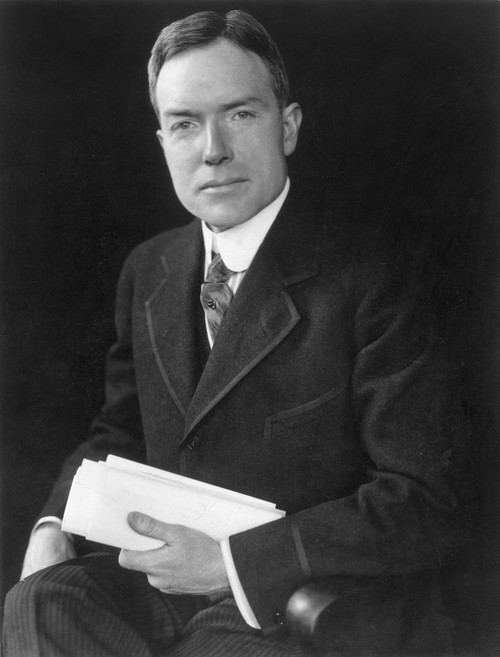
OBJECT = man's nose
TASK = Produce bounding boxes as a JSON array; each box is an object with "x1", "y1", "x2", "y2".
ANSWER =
[{"x1": 202, "y1": 122, "x2": 232, "y2": 166}]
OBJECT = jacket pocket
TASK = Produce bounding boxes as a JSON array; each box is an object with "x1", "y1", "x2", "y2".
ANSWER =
[{"x1": 264, "y1": 383, "x2": 348, "y2": 439}]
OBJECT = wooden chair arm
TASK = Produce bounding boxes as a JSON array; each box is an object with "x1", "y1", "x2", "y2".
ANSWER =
[
  {"x1": 285, "y1": 573, "x2": 459, "y2": 656},
  {"x1": 286, "y1": 581, "x2": 341, "y2": 641}
]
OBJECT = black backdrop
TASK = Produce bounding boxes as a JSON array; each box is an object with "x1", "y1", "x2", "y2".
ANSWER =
[{"x1": 1, "y1": 0, "x2": 498, "y2": 638}]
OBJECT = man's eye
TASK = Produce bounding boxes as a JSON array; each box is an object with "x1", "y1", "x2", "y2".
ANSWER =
[
  {"x1": 233, "y1": 111, "x2": 253, "y2": 120},
  {"x1": 172, "y1": 121, "x2": 194, "y2": 132}
]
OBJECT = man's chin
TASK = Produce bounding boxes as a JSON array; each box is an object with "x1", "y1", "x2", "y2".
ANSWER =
[{"x1": 196, "y1": 212, "x2": 253, "y2": 233}]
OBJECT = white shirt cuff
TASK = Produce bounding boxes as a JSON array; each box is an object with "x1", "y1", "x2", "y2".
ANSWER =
[
  {"x1": 33, "y1": 516, "x2": 62, "y2": 533},
  {"x1": 220, "y1": 538, "x2": 261, "y2": 629}
]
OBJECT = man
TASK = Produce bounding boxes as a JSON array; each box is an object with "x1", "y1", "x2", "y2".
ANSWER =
[{"x1": 3, "y1": 9, "x2": 471, "y2": 657}]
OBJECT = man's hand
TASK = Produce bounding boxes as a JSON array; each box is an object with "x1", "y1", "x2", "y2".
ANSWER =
[
  {"x1": 21, "y1": 522, "x2": 77, "y2": 580},
  {"x1": 119, "y1": 512, "x2": 231, "y2": 596}
]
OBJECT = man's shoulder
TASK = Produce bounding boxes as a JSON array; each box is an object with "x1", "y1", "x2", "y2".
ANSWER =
[
  {"x1": 116, "y1": 219, "x2": 201, "y2": 293},
  {"x1": 128, "y1": 219, "x2": 200, "y2": 263},
  {"x1": 120, "y1": 220, "x2": 198, "y2": 275},
  {"x1": 283, "y1": 185, "x2": 412, "y2": 311},
  {"x1": 284, "y1": 184, "x2": 391, "y2": 273}
]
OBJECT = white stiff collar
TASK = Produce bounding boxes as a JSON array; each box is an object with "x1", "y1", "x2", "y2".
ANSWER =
[{"x1": 201, "y1": 178, "x2": 290, "y2": 273}]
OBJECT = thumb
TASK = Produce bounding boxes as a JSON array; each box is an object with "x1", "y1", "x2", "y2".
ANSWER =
[{"x1": 128, "y1": 512, "x2": 169, "y2": 539}]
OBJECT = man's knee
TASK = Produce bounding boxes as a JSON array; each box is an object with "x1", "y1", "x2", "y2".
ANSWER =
[
  {"x1": 3, "y1": 555, "x2": 128, "y2": 657},
  {"x1": 4, "y1": 555, "x2": 117, "y2": 630},
  {"x1": 3, "y1": 563, "x2": 71, "y2": 655},
  {"x1": 6, "y1": 562, "x2": 64, "y2": 617},
  {"x1": 6, "y1": 561, "x2": 74, "y2": 625}
]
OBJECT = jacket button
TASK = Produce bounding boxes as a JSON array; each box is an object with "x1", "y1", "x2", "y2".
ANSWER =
[
  {"x1": 186, "y1": 436, "x2": 201, "y2": 451},
  {"x1": 273, "y1": 611, "x2": 285, "y2": 626}
]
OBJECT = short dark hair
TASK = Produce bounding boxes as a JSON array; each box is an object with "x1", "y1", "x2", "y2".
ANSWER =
[{"x1": 148, "y1": 9, "x2": 290, "y2": 117}]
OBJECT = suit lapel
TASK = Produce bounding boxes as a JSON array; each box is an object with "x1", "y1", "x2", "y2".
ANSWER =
[
  {"x1": 145, "y1": 220, "x2": 204, "y2": 419},
  {"x1": 183, "y1": 196, "x2": 319, "y2": 440}
]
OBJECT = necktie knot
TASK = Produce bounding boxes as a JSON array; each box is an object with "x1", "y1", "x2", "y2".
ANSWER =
[
  {"x1": 200, "y1": 254, "x2": 235, "y2": 343},
  {"x1": 205, "y1": 253, "x2": 233, "y2": 284}
]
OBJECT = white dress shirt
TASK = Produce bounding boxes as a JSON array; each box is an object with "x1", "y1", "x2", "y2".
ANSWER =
[{"x1": 34, "y1": 178, "x2": 291, "y2": 630}]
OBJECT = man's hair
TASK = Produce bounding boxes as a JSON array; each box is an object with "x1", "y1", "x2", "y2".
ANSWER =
[{"x1": 148, "y1": 10, "x2": 290, "y2": 117}]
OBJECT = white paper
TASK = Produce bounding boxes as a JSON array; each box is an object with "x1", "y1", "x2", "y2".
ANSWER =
[{"x1": 62, "y1": 456, "x2": 285, "y2": 550}]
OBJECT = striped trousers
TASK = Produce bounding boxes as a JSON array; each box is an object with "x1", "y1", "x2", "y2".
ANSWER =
[{"x1": 2, "y1": 553, "x2": 315, "y2": 657}]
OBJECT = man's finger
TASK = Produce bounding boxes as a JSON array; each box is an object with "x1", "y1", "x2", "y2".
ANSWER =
[{"x1": 127, "y1": 512, "x2": 180, "y2": 541}]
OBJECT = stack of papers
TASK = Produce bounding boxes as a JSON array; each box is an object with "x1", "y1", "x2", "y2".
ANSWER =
[{"x1": 62, "y1": 455, "x2": 286, "y2": 550}]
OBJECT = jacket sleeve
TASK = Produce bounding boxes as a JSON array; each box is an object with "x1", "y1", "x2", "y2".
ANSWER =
[
  {"x1": 38, "y1": 253, "x2": 146, "y2": 520},
  {"x1": 229, "y1": 267, "x2": 473, "y2": 632}
]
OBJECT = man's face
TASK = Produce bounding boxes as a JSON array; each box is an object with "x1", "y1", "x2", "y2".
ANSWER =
[{"x1": 155, "y1": 38, "x2": 302, "y2": 232}]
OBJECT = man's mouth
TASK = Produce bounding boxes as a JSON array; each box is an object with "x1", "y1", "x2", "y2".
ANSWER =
[{"x1": 200, "y1": 178, "x2": 247, "y2": 191}]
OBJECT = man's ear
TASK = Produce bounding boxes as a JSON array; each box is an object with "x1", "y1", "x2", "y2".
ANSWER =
[
  {"x1": 282, "y1": 102, "x2": 302, "y2": 157},
  {"x1": 156, "y1": 129, "x2": 164, "y2": 148}
]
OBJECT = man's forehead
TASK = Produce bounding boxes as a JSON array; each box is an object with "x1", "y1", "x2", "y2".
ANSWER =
[{"x1": 155, "y1": 39, "x2": 275, "y2": 110}]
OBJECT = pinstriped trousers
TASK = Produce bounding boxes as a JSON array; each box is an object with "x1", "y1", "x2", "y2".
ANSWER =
[{"x1": 2, "y1": 554, "x2": 315, "y2": 657}]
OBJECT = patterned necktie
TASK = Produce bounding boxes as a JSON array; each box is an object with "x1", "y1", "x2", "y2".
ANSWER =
[{"x1": 200, "y1": 253, "x2": 235, "y2": 343}]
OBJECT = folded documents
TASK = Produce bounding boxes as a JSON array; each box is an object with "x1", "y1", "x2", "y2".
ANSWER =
[{"x1": 62, "y1": 455, "x2": 285, "y2": 550}]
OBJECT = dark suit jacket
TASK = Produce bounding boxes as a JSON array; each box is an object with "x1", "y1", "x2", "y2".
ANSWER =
[{"x1": 42, "y1": 188, "x2": 472, "y2": 644}]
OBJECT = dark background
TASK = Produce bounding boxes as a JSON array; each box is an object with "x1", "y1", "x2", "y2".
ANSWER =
[{"x1": 1, "y1": 0, "x2": 498, "y2": 646}]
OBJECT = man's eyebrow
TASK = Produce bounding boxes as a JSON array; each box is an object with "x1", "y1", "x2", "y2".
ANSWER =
[
  {"x1": 219, "y1": 97, "x2": 266, "y2": 111},
  {"x1": 162, "y1": 109, "x2": 199, "y2": 119}
]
